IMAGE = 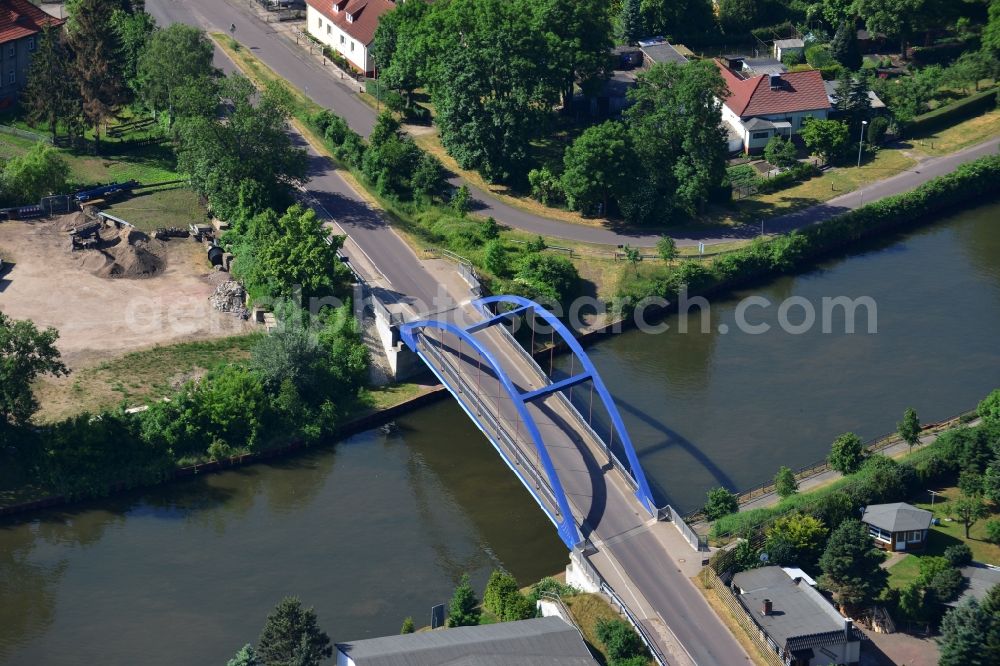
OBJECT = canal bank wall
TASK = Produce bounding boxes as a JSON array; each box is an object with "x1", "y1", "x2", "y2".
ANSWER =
[{"x1": 0, "y1": 384, "x2": 451, "y2": 519}]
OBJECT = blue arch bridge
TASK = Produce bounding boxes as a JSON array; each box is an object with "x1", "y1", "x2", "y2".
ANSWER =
[{"x1": 400, "y1": 295, "x2": 747, "y2": 666}]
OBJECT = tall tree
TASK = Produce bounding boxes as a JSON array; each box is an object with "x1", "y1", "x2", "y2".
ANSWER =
[
  {"x1": 110, "y1": 7, "x2": 156, "y2": 91},
  {"x1": 0, "y1": 314, "x2": 68, "y2": 431},
  {"x1": 417, "y1": 0, "x2": 555, "y2": 183},
  {"x1": 639, "y1": 0, "x2": 715, "y2": 37},
  {"x1": 897, "y1": 407, "x2": 921, "y2": 452},
  {"x1": 774, "y1": 465, "x2": 798, "y2": 498},
  {"x1": 827, "y1": 431, "x2": 865, "y2": 473},
  {"x1": 619, "y1": 0, "x2": 644, "y2": 45},
  {"x1": 830, "y1": 21, "x2": 862, "y2": 70},
  {"x1": 447, "y1": 573, "x2": 481, "y2": 627},
  {"x1": 986, "y1": 0, "x2": 1000, "y2": 55},
  {"x1": 66, "y1": 0, "x2": 129, "y2": 151},
  {"x1": 834, "y1": 75, "x2": 872, "y2": 133},
  {"x1": 952, "y1": 494, "x2": 989, "y2": 539},
  {"x1": 136, "y1": 24, "x2": 218, "y2": 124},
  {"x1": 177, "y1": 75, "x2": 308, "y2": 219},
  {"x1": 370, "y1": 0, "x2": 430, "y2": 103},
  {"x1": 818, "y1": 519, "x2": 888, "y2": 612},
  {"x1": 853, "y1": 0, "x2": 922, "y2": 57},
  {"x1": 718, "y1": 0, "x2": 758, "y2": 34},
  {"x1": 22, "y1": 27, "x2": 81, "y2": 142},
  {"x1": 534, "y1": 0, "x2": 613, "y2": 110},
  {"x1": 561, "y1": 120, "x2": 637, "y2": 215},
  {"x1": 624, "y1": 60, "x2": 728, "y2": 221},
  {"x1": 938, "y1": 598, "x2": 989, "y2": 666},
  {"x1": 256, "y1": 597, "x2": 332, "y2": 666}
]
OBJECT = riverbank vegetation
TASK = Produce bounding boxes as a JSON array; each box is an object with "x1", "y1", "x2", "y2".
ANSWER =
[
  {"x1": 706, "y1": 388, "x2": 1000, "y2": 639},
  {"x1": 615, "y1": 153, "x2": 1000, "y2": 312}
]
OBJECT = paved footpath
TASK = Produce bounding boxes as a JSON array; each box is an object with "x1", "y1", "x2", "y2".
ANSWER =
[
  {"x1": 739, "y1": 419, "x2": 980, "y2": 514},
  {"x1": 147, "y1": 0, "x2": 1000, "y2": 249}
]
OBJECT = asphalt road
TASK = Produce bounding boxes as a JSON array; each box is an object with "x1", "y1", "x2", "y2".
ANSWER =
[
  {"x1": 147, "y1": 0, "x2": 447, "y2": 313},
  {"x1": 419, "y1": 314, "x2": 751, "y2": 665},
  {"x1": 148, "y1": 0, "x2": 1000, "y2": 249}
]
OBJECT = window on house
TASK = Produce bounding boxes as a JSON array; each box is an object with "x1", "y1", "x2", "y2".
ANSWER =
[
  {"x1": 318, "y1": 17, "x2": 322, "y2": 27},
  {"x1": 28, "y1": 37, "x2": 35, "y2": 52},
  {"x1": 340, "y1": 35, "x2": 345, "y2": 44},
  {"x1": 752, "y1": 131, "x2": 769, "y2": 140},
  {"x1": 868, "y1": 526, "x2": 891, "y2": 543},
  {"x1": 8, "y1": 71, "x2": 14, "y2": 85},
  {"x1": 327, "y1": 25, "x2": 331, "y2": 35},
  {"x1": 7, "y1": 45, "x2": 13, "y2": 58},
  {"x1": 908, "y1": 531, "x2": 922, "y2": 542},
  {"x1": 350, "y1": 41, "x2": 355, "y2": 52}
]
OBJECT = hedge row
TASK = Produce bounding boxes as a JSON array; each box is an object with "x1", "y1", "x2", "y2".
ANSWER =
[
  {"x1": 907, "y1": 88, "x2": 998, "y2": 137},
  {"x1": 618, "y1": 154, "x2": 1000, "y2": 310}
]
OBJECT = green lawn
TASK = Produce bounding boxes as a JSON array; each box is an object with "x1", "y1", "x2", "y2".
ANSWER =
[
  {"x1": 103, "y1": 186, "x2": 206, "y2": 232},
  {"x1": 886, "y1": 485, "x2": 1000, "y2": 585},
  {"x1": 34, "y1": 334, "x2": 263, "y2": 423}
]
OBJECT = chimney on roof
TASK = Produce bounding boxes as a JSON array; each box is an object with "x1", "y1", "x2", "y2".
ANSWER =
[
  {"x1": 769, "y1": 73, "x2": 782, "y2": 90},
  {"x1": 792, "y1": 576, "x2": 802, "y2": 585},
  {"x1": 844, "y1": 619, "x2": 853, "y2": 639},
  {"x1": 762, "y1": 599, "x2": 773, "y2": 616}
]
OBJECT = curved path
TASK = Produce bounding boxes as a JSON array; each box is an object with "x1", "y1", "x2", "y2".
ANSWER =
[{"x1": 148, "y1": 0, "x2": 1000, "y2": 248}]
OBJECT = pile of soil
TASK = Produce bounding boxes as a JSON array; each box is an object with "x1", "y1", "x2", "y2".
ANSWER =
[
  {"x1": 57, "y1": 211, "x2": 91, "y2": 232},
  {"x1": 72, "y1": 223, "x2": 166, "y2": 279}
]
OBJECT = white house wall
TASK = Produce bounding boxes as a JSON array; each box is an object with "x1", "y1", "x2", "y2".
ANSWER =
[
  {"x1": 720, "y1": 100, "x2": 830, "y2": 152},
  {"x1": 306, "y1": 5, "x2": 371, "y2": 73}
]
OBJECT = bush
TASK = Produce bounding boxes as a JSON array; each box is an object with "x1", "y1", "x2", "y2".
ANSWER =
[
  {"x1": 704, "y1": 486, "x2": 739, "y2": 520},
  {"x1": 512, "y1": 252, "x2": 579, "y2": 302},
  {"x1": 806, "y1": 44, "x2": 834, "y2": 68},
  {"x1": 595, "y1": 618, "x2": 647, "y2": 662},
  {"x1": 828, "y1": 432, "x2": 865, "y2": 474},
  {"x1": 944, "y1": 543, "x2": 974, "y2": 568},
  {"x1": 867, "y1": 116, "x2": 889, "y2": 145},
  {"x1": 527, "y1": 166, "x2": 564, "y2": 206},
  {"x1": 985, "y1": 519, "x2": 1000, "y2": 544},
  {"x1": 907, "y1": 89, "x2": 999, "y2": 138}
]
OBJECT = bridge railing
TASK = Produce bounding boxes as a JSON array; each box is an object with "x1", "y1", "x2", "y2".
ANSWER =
[
  {"x1": 572, "y1": 549, "x2": 669, "y2": 666},
  {"x1": 661, "y1": 504, "x2": 708, "y2": 551},
  {"x1": 484, "y1": 305, "x2": 639, "y2": 493},
  {"x1": 412, "y1": 328, "x2": 561, "y2": 517}
]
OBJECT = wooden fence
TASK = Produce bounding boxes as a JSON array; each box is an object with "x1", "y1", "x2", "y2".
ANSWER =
[
  {"x1": 0, "y1": 124, "x2": 51, "y2": 144},
  {"x1": 704, "y1": 568, "x2": 785, "y2": 666}
]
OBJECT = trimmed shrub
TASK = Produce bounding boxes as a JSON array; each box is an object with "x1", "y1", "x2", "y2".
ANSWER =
[
  {"x1": 907, "y1": 89, "x2": 999, "y2": 138},
  {"x1": 944, "y1": 543, "x2": 973, "y2": 568}
]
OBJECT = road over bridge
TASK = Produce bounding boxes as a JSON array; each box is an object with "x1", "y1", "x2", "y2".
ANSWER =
[{"x1": 402, "y1": 297, "x2": 750, "y2": 665}]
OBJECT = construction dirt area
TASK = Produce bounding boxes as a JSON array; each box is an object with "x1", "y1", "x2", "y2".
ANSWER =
[{"x1": 0, "y1": 212, "x2": 252, "y2": 368}]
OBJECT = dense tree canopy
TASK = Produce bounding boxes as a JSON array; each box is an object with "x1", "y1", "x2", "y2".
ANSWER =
[
  {"x1": 1, "y1": 142, "x2": 69, "y2": 205},
  {"x1": 136, "y1": 24, "x2": 219, "y2": 124},
  {"x1": 177, "y1": 76, "x2": 308, "y2": 219},
  {"x1": 624, "y1": 60, "x2": 729, "y2": 221},
  {"x1": 22, "y1": 27, "x2": 81, "y2": 142}
]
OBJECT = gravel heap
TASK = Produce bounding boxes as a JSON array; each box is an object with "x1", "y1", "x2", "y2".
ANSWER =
[{"x1": 209, "y1": 280, "x2": 249, "y2": 319}]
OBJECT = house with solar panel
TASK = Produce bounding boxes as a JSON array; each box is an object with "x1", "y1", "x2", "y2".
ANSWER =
[{"x1": 714, "y1": 56, "x2": 831, "y2": 154}]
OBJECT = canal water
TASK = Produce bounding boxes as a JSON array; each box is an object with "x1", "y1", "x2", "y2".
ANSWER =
[{"x1": 2, "y1": 203, "x2": 999, "y2": 665}]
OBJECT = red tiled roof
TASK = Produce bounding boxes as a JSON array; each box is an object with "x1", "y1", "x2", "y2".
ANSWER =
[
  {"x1": 715, "y1": 59, "x2": 830, "y2": 118},
  {"x1": 307, "y1": 0, "x2": 395, "y2": 47},
  {"x1": 0, "y1": 0, "x2": 63, "y2": 44}
]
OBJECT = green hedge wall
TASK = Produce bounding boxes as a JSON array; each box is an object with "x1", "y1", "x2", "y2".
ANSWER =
[{"x1": 907, "y1": 88, "x2": 998, "y2": 137}]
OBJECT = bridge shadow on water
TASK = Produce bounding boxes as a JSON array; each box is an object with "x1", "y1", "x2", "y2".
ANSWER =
[{"x1": 421, "y1": 333, "x2": 610, "y2": 540}]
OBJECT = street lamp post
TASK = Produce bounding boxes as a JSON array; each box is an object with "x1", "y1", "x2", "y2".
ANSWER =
[{"x1": 857, "y1": 120, "x2": 869, "y2": 168}]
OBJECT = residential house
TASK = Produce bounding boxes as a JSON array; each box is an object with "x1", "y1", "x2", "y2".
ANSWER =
[
  {"x1": 732, "y1": 566, "x2": 865, "y2": 666},
  {"x1": 334, "y1": 615, "x2": 598, "y2": 665},
  {"x1": 773, "y1": 38, "x2": 805, "y2": 62},
  {"x1": 861, "y1": 502, "x2": 932, "y2": 552},
  {"x1": 715, "y1": 58, "x2": 831, "y2": 154},
  {"x1": 0, "y1": 0, "x2": 64, "y2": 103},
  {"x1": 305, "y1": 0, "x2": 395, "y2": 75}
]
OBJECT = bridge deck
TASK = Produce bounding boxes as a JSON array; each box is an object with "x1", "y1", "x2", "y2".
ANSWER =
[{"x1": 409, "y1": 306, "x2": 750, "y2": 665}]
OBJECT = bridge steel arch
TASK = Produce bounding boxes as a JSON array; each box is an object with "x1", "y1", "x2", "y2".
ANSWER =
[
  {"x1": 399, "y1": 318, "x2": 584, "y2": 549},
  {"x1": 472, "y1": 295, "x2": 658, "y2": 515}
]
